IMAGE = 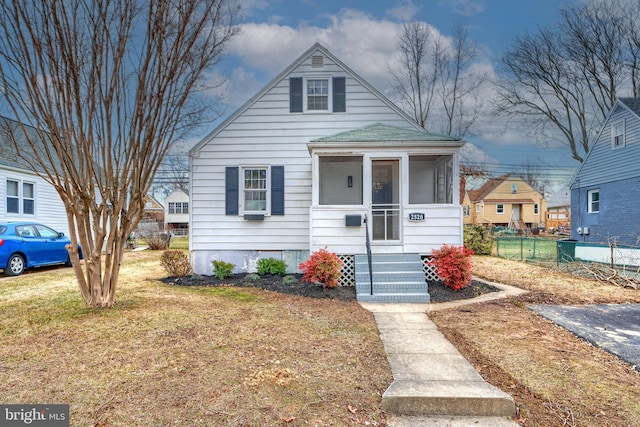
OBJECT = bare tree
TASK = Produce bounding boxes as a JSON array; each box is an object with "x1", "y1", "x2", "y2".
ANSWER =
[
  {"x1": 438, "y1": 23, "x2": 485, "y2": 138},
  {"x1": 495, "y1": 1, "x2": 639, "y2": 163},
  {"x1": 391, "y1": 20, "x2": 439, "y2": 129},
  {"x1": 0, "y1": 0, "x2": 239, "y2": 307},
  {"x1": 390, "y1": 20, "x2": 485, "y2": 138}
]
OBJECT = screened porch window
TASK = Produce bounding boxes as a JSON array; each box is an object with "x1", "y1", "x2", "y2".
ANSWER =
[
  {"x1": 409, "y1": 155, "x2": 453, "y2": 204},
  {"x1": 319, "y1": 156, "x2": 363, "y2": 205}
]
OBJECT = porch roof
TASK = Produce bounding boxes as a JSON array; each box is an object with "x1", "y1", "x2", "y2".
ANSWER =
[{"x1": 310, "y1": 123, "x2": 460, "y2": 143}]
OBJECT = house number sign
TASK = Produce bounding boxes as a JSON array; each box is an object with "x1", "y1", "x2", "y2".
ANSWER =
[{"x1": 408, "y1": 212, "x2": 425, "y2": 222}]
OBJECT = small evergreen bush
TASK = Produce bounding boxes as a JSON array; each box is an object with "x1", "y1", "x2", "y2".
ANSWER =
[
  {"x1": 212, "y1": 260, "x2": 234, "y2": 279},
  {"x1": 428, "y1": 244, "x2": 474, "y2": 291},
  {"x1": 160, "y1": 250, "x2": 192, "y2": 277},
  {"x1": 282, "y1": 275, "x2": 298, "y2": 286},
  {"x1": 299, "y1": 247, "x2": 343, "y2": 290},
  {"x1": 256, "y1": 257, "x2": 287, "y2": 276},
  {"x1": 463, "y1": 225, "x2": 493, "y2": 255}
]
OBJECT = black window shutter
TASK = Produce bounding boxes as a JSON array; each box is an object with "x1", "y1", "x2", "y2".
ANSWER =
[
  {"x1": 271, "y1": 166, "x2": 285, "y2": 215},
  {"x1": 290, "y1": 77, "x2": 303, "y2": 113},
  {"x1": 225, "y1": 166, "x2": 239, "y2": 215},
  {"x1": 333, "y1": 77, "x2": 346, "y2": 112}
]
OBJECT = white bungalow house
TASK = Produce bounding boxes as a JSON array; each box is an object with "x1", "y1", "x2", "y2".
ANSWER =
[
  {"x1": 0, "y1": 117, "x2": 70, "y2": 234},
  {"x1": 189, "y1": 43, "x2": 466, "y2": 302},
  {"x1": 164, "y1": 188, "x2": 189, "y2": 235}
]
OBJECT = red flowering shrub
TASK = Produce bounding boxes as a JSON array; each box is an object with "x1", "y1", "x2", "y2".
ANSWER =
[
  {"x1": 428, "y1": 244, "x2": 474, "y2": 291},
  {"x1": 299, "y1": 247, "x2": 343, "y2": 290}
]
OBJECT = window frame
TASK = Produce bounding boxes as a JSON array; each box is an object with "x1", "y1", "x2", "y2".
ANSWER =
[
  {"x1": 496, "y1": 204, "x2": 505, "y2": 214},
  {"x1": 587, "y1": 189, "x2": 600, "y2": 213},
  {"x1": 534, "y1": 203, "x2": 539, "y2": 215},
  {"x1": 241, "y1": 166, "x2": 270, "y2": 215},
  {"x1": 611, "y1": 120, "x2": 625, "y2": 149},
  {"x1": 6, "y1": 178, "x2": 35, "y2": 216}
]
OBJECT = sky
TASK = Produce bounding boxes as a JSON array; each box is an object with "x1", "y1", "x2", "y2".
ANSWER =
[{"x1": 193, "y1": 0, "x2": 586, "y2": 189}]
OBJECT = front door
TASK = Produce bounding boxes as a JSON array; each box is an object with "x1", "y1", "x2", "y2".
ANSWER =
[{"x1": 371, "y1": 160, "x2": 400, "y2": 241}]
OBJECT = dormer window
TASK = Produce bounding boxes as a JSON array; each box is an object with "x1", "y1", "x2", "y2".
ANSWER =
[{"x1": 612, "y1": 120, "x2": 625, "y2": 149}]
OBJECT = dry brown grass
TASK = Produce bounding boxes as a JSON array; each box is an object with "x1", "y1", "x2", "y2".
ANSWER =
[
  {"x1": 0, "y1": 251, "x2": 392, "y2": 426},
  {"x1": 430, "y1": 255, "x2": 640, "y2": 426}
]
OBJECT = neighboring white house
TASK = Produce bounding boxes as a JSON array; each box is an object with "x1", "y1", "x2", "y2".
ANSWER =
[
  {"x1": 0, "y1": 117, "x2": 70, "y2": 234},
  {"x1": 164, "y1": 189, "x2": 189, "y2": 235},
  {"x1": 189, "y1": 43, "x2": 465, "y2": 301}
]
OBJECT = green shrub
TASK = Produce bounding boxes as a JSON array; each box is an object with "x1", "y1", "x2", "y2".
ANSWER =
[
  {"x1": 299, "y1": 247, "x2": 343, "y2": 290},
  {"x1": 464, "y1": 225, "x2": 493, "y2": 255},
  {"x1": 212, "y1": 260, "x2": 235, "y2": 280},
  {"x1": 256, "y1": 257, "x2": 287, "y2": 276},
  {"x1": 428, "y1": 244, "x2": 474, "y2": 291},
  {"x1": 244, "y1": 273, "x2": 260, "y2": 282},
  {"x1": 282, "y1": 275, "x2": 298, "y2": 286},
  {"x1": 160, "y1": 250, "x2": 192, "y2": 277}
]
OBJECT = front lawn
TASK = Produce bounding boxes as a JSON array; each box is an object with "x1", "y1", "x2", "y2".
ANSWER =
[{"x1": 0, "y1": 251, "x2": 391, "y2": 426}]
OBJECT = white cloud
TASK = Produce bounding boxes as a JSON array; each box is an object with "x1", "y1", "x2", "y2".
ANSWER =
[{"x1": 386, "y1": 0, "x2": 420, "y2": 21}]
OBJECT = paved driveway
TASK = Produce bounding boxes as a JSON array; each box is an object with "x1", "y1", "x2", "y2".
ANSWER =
[{"x1": 529, "y1": 304, "x2": 640, "y2": 371}]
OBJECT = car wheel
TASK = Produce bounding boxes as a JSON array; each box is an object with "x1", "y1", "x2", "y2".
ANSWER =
[
  {"x1": 65, "y1": 255, "x2": 72, "y2": 267},
  {"x1": 6, "y1": 254, "x2": 25, "y2": 276}
]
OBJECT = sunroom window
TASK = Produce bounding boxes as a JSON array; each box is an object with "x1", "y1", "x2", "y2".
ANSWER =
[
  {"x1": 409, "y1": 155, "x2": 453, "y2": 204},
  {"x1": 319, "y1": 156, "x2": 362, "y2": 205}
]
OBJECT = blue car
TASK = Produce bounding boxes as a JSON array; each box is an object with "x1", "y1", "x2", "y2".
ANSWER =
[{"x1": 0, "y1": 222, "x2": 80, "y2": 276}]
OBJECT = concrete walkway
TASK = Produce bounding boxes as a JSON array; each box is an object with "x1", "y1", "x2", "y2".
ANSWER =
[{"x1": 360, "y1": 279, "x2": 526, "y2": 426}]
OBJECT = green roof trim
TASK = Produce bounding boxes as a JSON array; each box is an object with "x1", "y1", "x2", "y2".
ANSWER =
[{"x1": 311, "y1": 123, "x2": 460, "y2": 143}]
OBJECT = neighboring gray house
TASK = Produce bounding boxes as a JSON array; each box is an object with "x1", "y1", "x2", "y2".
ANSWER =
[
  {"x1": 0, "y1": 117, "x2": 70, "y2": 234},
  {"x1": 571, "y1": 98, "x2": 640, "y2": 247},
  {"x1": 189, "y1": 43, "x2": 466, "y2": 302}
]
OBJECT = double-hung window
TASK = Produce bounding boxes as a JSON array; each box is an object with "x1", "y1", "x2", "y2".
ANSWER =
[
  {"x1": 588, "y1": 189, "x2": 600, "y2": 213},
  {"x1": 496, "y1": 204, "x2": 505, "y2": 214},
  {"x1": 243, "y1": 167, "x2": 268, "y2": 213},
  {"x1": 612, "y1": 120, "x2": 625, "y2": 149},
  {"x1": 307, "y1": 79, "x2": 329, "y2": 110},
  {"x1": 6, "y1": 179, "x2": 34, "y2": 215}
]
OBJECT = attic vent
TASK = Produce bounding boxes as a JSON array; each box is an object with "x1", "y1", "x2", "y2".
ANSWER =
[{"x1": 311, "y1": 55, "x2": 324, "y2": 68}]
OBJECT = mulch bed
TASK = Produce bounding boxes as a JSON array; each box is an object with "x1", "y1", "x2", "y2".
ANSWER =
[{"x1": 162, "y1": 274, "x2": 499, "y2": 303}]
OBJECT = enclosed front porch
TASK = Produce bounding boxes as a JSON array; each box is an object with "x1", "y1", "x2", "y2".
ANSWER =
[{"x1": 307, "y1": 123, "x2": 465, "y2": 302}]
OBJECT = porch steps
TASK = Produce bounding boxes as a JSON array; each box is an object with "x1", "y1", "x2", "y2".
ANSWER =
[{"x1": 354, "y1": 253, "x2": 429, "y2": 303}]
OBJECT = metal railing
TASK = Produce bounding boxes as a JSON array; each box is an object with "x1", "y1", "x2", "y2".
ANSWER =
[{"x1": 364, "y1": 214, "x2": 373, "y2": 295}]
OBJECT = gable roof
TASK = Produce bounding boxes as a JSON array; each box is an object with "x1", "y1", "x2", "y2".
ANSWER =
[
  {"x1": 618, "y1": 97, "x2": 640, "y2": 117},
  {"x1": 571, "y1": 97, "x2": 640, "y2": 188},
  {"x1": 467, "y1": 174, "x2": 540, "y2": 203},
  {"x1": 189, "y1": 43, "x2": 423, "y2": 155}
]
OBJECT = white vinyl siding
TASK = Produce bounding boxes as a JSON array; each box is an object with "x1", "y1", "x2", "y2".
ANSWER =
[{"x1": 1, "y1": 168, "x2": 69, "y2": 233}]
